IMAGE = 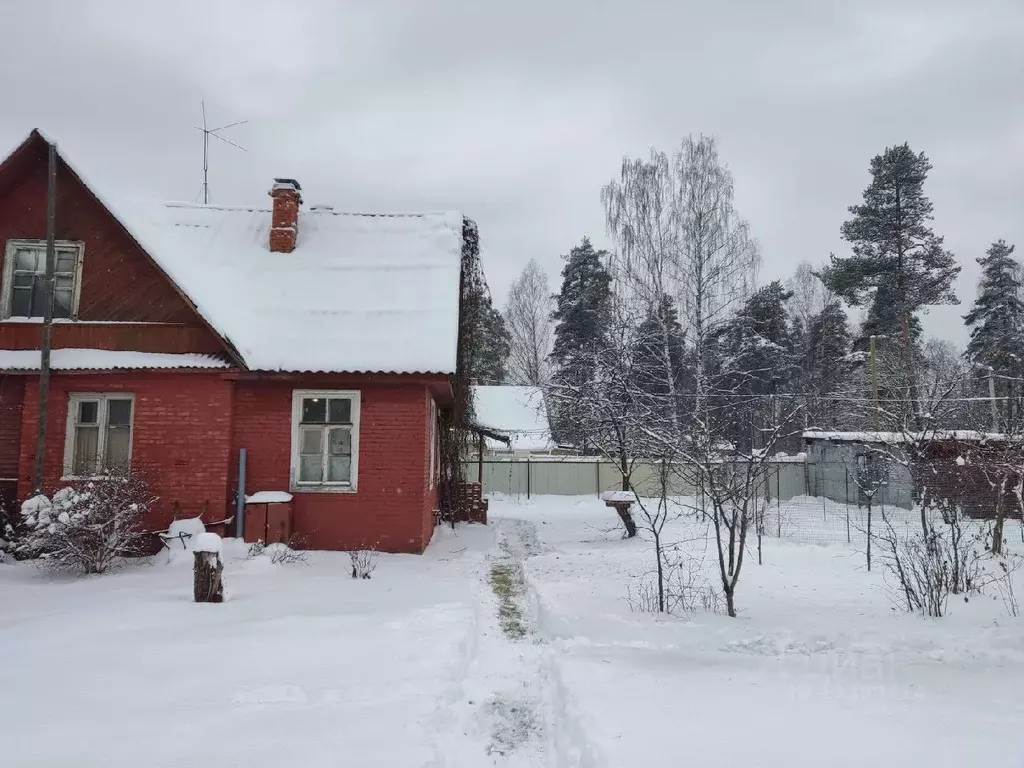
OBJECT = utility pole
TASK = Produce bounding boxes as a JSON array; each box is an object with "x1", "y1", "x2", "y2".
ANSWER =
[
  {"x1": 869, "y1": 335, "x2": 880, "y2": 432},
  {"x1": 33, "y1": 141, "x2": 57, "y2": 494},
  {"x1": 986, "y1": 365, "x2": 999, "y2": 433}
]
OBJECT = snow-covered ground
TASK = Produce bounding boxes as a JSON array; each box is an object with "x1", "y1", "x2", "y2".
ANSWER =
[{"x1": 2, "y1": 495, "x2": 1024, "y2": 767}]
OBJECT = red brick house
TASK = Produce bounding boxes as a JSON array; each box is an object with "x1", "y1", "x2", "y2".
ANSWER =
[{"x1": 0, "y1": 129, "x2": 471, "y2": 553}]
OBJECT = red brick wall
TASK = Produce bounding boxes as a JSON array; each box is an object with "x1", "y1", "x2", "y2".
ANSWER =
[
  {"x1": 15, "y1": 372, "x2": 234, "y2": 529},
  {"x1": 0, "y1": 138, "x2": 225, "y2": 353},
  {"x1": 232, "y1": 377, "x2": 435, "y2": 553}
]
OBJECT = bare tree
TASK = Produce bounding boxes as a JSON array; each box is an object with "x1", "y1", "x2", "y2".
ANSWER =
[
  {"x1": 504, "y1": 258, "x2": 554, "y2": 386},
  {"x1": 603, "y1": 135, "x2": 761, "y2": 430},
  {"x1": 603, "y1": 135, "x2": 770, "y2": 617}
]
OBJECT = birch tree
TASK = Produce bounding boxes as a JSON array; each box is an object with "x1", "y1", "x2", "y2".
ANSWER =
[{"x1": 504, "y1": 258, "x2": 554, "y2": 386}]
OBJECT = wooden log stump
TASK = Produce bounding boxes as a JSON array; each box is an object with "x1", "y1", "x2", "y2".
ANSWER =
[{"x1": 193, "y1": 533, "x2": 224, "y2": 603}]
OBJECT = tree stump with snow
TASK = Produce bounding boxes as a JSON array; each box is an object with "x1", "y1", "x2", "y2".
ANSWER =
[{"x1": 193, "y1": 533, "x2": 224, "y2": 603}]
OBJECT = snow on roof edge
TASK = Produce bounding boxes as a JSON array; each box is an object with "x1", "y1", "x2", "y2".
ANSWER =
[{"x1": 0, "y1": 349, "x2": 231, "y2": 371}]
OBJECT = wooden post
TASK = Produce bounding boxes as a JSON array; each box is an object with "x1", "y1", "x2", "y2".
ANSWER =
[
  {"x1": 33, "y1": 141, "x2": 57, "y2": 494},
  {"x1": 477, "y1": 431, "x2": 484, "y2": 484}
]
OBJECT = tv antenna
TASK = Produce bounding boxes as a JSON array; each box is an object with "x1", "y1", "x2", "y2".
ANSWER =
[{"x1": 194, "y1": 100, "x2": 247, "y2": 204}]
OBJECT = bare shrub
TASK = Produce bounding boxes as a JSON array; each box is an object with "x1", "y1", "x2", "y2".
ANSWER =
[
  {"x1": 246, "y1": 539, "x2": 266, "y2": 559},
  {"x1": 875, "y1": 506, "x2": 988, "y2": 618},
  {"x1": 994, "y1": 557, "x2": 1021, "y2": 617},
  {"x1": 349, "y1": 548, "x2": 378, "y2": 579},
  {"x1": 17, "y1": 476, "x2": 157, "y2": 574},
  {"x1": 269, "y1": 535, "x2": 309, "y2": 565}
]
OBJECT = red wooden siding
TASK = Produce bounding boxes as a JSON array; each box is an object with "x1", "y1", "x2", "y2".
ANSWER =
[
  {"x1": 0, "y1": 322, "x2": 225, "y2": 355},
  {"x1": 0, "y1": 137, "x2": 229, "y2": 357}
]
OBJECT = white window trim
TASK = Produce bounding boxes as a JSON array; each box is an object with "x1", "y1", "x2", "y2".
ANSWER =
[
  {"x1": 429, "y1": 398, "x2": 438, "y2": 489},
  {"x1": 290, "y1": 389, "x2": 360, "y2": 493},
  {"x1": 62, "y1": 393, "x2": 135, "y2": 480},
  {"x1": 1, "y1": 239, "x2": 86, "y2": 320}
]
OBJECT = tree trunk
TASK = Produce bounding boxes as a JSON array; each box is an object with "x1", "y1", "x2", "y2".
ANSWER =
[
  {"x1": 614, "y1": 502, "x2": 638, "y2": 538},
  {"x1": 194, "y1": 551, "x2": 224, "y2": 603}
]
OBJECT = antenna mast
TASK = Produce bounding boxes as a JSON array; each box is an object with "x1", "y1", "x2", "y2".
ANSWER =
[{"x1": 195, "y1": 100, "x2": 247, "y2": 204}]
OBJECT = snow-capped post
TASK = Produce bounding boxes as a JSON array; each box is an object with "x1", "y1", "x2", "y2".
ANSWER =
[{"x1": 193, "y1": 532, "x2": 224, "y2": 603}]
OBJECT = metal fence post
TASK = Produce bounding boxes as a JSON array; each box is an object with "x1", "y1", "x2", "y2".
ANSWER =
[
  {"x1": 596, "y1": 460, "x2": 601, "y2": 497},
  {"x1": 526, "y1": 456, "x2": 531, "y2": 500}
]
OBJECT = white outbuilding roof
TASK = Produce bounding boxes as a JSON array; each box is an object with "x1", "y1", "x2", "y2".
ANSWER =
[{"x1": 472, "y1": 385, "x2": 553, "y2": 451}]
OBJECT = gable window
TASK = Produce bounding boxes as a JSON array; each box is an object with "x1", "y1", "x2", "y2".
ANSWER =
[
  {"x1": 1, "y1": 240, "x2": 85, "y2": 320},
  {"x1": 291, "y1": 390, "x2": 360, "y2": 492},
  {"x1": 63, "y1": 394, "x2": 134, "y2": 478}
]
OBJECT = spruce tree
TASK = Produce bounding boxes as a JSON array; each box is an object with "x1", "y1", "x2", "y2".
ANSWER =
[
  {"x1": 964, "y1": 240, "x2": 1024, "y2": 421},
  {"x1": 821, "y1": 143, "x2": 960, "y2": 350},
  {"x1": 804, "y1": 300, "x2": 853, "y2": 425},
  {"x1": 468, "y1": 291, "x2": 510, "y2": 383},
  {"x1": 633, "y1": 294, "x2": 687, "y2": 401},
  {"x1": 549, "y1": 237, "x2": 612, "y2": 448}
]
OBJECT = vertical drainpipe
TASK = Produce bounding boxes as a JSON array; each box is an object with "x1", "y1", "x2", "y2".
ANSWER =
[{"x1": 235, "y1": 448, "x2": 247, "y2": 539}]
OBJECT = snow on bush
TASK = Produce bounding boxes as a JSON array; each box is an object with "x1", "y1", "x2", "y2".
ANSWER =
[{"x1": 17, "y1": 475, "x2": 157, "y2": 574}]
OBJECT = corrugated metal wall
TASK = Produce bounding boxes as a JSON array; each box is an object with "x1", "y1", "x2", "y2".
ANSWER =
[{"x1": 463, "y1": 458, "x2": 809, "y2": 500}]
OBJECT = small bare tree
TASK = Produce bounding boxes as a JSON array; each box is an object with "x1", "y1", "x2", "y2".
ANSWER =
[
  {"x1": 504, "y1": 258, "x2": 554, "y2": 387},
  {"x1": 18, "y1": 476, "x2": 157, "y2": 574}
]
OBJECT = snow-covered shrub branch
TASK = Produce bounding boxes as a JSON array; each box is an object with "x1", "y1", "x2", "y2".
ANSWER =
[{"x1": 17, "y1": 475, "x2": 157, "y2": 574}]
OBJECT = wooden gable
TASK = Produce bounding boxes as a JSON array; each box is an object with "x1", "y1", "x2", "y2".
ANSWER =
[{"x1": 0, "y1": 131, "x2": 240, "y2": 360}]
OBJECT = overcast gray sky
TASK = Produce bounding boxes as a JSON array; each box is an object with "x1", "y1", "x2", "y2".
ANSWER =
[{"x1": 2, "y1": 0, "x2": 1021, "y2": 346}]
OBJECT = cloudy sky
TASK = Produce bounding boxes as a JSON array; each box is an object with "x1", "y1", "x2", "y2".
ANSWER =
[{"x1": 2, "y1": 0, "x2": 1021, "y2": 345}]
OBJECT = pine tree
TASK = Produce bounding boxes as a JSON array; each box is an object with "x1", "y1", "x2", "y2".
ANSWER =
[
  {"x1": 468, "y1": 291, "x2": 510, "y2": 383},
  {"x1": 964, "y1": 240, "x2": 1024, "y2": 422},
  {"x1": 821, "y1": 143, "x2": 960, "y2": 350},
  {"x1": 549, "y1": 237, "x2": 612, "y2": 447}
]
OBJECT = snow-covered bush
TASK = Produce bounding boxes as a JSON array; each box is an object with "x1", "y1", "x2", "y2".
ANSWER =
[{"x1": 17, "y1": 476, "x2": 157, "y2": 574}]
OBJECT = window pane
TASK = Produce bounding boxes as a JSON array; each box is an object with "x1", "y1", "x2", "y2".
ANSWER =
[
  {"x1": 31, "y1": 281, "x2": 47, "y2": 317},
  {"x1": 107, "y1": 399, "x2": 132, "y2": 426},
  {"x1": 300, "y1": 427, "x2": 322, "y2": 454},
  {"x1": 299, "y1": 455, "x2": 323, "y2": 483},
  {"x1": 56, "y1": 253, "x2": 75, "y2": 273},
  {"x1": 78, "y1": 401, "x2": 99, "y2": 424},
  {"x1": 73, "y1": 425, "x2": 99, "y2": 475},
  {"x1": 15, "y1": 249, "x2": 39, "y2": 272},
  {"x1": 55, "y1": 275, "x2": 74, "y2": 291},
  {"x1": 301, "y1": 397, "x2": 326, "y2": 424},
  {"x1": 327, "y1": 456, "x2": 351, "y2": 483},
  {"x1": 13, "y1": 273, "x2": 33, "y2": 288},
  {"x1": 11, "y1": 286, "x2": 31, "y2": 317},
  {"x1": 53, "y1": 288, "x2": 72, "y2": 319},
  {"x1": 328, "y1": 398, "x2": 351, "y2": 424},
  {"x1": 328, "y1": 427, "x2": 351, "y2": 457},
  {"x1": 104, "y1": 426, "x2": 131, "y2": 472}
]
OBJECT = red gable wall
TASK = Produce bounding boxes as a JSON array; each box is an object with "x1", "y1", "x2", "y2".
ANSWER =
[{"x1": 0, "y1": 134, "x2": 230, "y2": 356}]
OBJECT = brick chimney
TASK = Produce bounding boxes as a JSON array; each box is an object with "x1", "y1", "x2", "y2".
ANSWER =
[{"x1": 269, "y1": 178, "x2": 302, "y2": 253}]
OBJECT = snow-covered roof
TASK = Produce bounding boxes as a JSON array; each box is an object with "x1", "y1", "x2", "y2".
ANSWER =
[
  {"x1": 0, "y1": 349, "x2": 229, "y2": 371},
  {"x1": 803, "y1": 430, "x2": 1008, "y2": 444},
  {"x1": 127, "y1": 203, "x2": 464, "y2": 373},
  {"x1": 472, "y1": 385, "x2": 553, "y2": 451},
  {"x1": 7, "y1": 130, "x2": 464, "y2": 375}
]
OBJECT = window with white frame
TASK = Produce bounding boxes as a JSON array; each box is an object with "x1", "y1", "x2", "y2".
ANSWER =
[
  {"x1": 429, "y1": 398, "x2": 438, "y2": 489},
  {"x1": 64, "y1": 394, "x2": 134, "y2": 478},
  {"x1": 2, "y1": 240, "x2": 85, "y2": 320},
  {"x1": 291, "y1": 390, "x2": 360, "y2": 491}
]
